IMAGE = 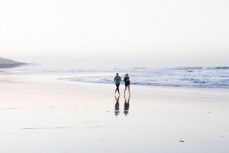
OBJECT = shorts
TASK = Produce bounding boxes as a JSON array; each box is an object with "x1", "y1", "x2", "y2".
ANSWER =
[{"x1": 125, "y1": 81, "x2": 130, "y2": 86}]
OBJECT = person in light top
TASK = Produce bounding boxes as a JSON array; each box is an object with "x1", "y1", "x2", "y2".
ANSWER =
[{"x1": 114, "y1": 73, "x2": 121, "y2": 95}]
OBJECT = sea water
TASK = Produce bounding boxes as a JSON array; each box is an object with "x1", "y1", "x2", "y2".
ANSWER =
[{"x1": 5, "y1": 66, "x2": 229, "y2": 89}]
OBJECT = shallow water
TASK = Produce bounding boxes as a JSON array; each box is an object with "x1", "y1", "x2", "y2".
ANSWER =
[{"x1": 6, "y1": 66, "x2": 229, "y2": 89}]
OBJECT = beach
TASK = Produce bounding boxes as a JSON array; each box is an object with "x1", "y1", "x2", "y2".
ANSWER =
[
  {"x1": 0, "y1": 72, "x2": 229, "y2": 153},
  {"x1": 1, "y1": 0, "x2": 228, "y2": 152}
]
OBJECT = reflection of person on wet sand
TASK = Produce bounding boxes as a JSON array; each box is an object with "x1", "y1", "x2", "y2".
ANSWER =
[
  {"x1": 114, "y1": 96, "x2": 120, "y2": 116},
  {"x1": 124, "y1": 95, "x2": 130, "y2": 116}
]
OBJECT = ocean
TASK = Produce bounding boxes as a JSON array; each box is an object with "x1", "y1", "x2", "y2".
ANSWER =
[{"x1": 3, "y1": 66, "x2": 229, "y2": 89}]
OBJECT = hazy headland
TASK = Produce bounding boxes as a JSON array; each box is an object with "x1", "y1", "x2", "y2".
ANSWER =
[{"x1": 0, "y1": 57, "x2": 27, "y2": 68}]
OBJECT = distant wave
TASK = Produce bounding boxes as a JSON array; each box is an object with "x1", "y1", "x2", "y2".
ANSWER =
[
  {"x1": 212, "y1": 67, "x2": 229, "y2": 70},
  {"x1": 167, "y1": 67, "x2": 229, "y2": 71}
]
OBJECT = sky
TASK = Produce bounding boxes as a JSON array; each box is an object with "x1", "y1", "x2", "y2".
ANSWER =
[{"x1": 0, "y1": 0, "x2": 229, "y2": 67}]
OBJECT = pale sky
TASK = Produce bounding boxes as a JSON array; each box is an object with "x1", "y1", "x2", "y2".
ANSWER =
[{"x1": 0, "y1": 0, "x2": 229, "y2": 67}]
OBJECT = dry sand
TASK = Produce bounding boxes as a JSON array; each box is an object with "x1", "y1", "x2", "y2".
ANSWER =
[{"x1": 0, "y1": 73, "x2": 229, "y2": 153}]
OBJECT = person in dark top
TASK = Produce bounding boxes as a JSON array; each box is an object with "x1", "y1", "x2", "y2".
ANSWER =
[
  {"x1": 124, "y1": 74, "x2": 130, "y2": 95},
  {"x1": 114, "y1": 73, "x2": 121, "y2": 95}
]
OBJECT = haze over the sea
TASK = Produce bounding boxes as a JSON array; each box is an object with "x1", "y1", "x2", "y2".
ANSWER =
[{"x1": 1, "y1": 0, "x2": 229, "y2": 67}]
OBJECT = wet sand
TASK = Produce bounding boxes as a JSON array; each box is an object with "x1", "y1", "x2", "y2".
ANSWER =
[{"x1": 0, "y1": 73, "x2": 229, "y2": 153}]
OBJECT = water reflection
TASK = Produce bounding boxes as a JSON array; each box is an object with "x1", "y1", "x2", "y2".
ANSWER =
[
  {"x1": 124, "y1": 95, "x2": 130, "y2": 116},
  {"x1": 114, "y1": 96, "x2": 120, "y2": 116},
  {"x1": 114, "y1": 95, "x2": 130, "y2": 116}
]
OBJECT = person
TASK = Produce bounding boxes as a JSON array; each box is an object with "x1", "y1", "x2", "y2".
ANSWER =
[
  {"x1": 114, "y1": 73, "x2": 121, "y2": 95},
  {"x1": 124, "y1": 74, "x2": 130, "y2": 95}
]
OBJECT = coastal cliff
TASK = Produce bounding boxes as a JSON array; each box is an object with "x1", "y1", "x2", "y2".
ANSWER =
[{"x1": 0, "y1": 57, "x2": 26, "y2": 68}]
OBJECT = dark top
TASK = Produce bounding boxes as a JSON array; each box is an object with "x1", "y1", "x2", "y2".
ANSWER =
[{"x1": 124, "y1": 77, "x2": 130, "y2": 86}]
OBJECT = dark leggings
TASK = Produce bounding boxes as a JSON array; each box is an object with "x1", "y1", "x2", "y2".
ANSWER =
[{"x1": 115, "y1": 84, "x2": 120, "y2": 94}]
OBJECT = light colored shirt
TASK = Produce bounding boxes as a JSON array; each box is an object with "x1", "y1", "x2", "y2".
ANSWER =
[{"x1": 114, "y1": 76, "x2": 121, "y2": 84}]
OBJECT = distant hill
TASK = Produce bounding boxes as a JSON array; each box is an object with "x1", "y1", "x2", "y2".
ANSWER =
[{"x1": 0, "y1": 57, "x2": 26, "y2": 68}]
